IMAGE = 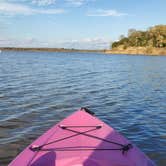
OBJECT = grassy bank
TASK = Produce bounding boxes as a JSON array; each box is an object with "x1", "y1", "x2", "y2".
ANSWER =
[{"x1": 105, "y1": 47, "x2": 166, "y2": 56}]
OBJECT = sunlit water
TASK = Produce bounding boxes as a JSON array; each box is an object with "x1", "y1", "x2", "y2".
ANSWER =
[{"x1": 0, "y1": 51, "x2": 165, "y2": 166}]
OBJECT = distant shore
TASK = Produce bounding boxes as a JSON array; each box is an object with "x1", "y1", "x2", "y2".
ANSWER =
[
  {"x1": 0, "y1": 47, "x2": 166, "y2": 56},
  {"x1": 0, "y1": 47, "x2": 104, "y2": 53}
]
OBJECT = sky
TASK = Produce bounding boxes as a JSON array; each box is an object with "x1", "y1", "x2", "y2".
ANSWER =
[{"x1": 0, "y1": 0, "x2": 166, "y2": 49}]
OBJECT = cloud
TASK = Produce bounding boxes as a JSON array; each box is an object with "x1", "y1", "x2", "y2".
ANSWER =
[
  {"x1": 0, "y1": 37, "x2": 48, "y2": 47},
  {"x1": 0, "y1": 37, "x2": 111, "y2": 49},
  {"x1": 0, "y1": 2, "x2": 65, "y2": 16},
  {"x1": 65, "y1": 0, "x2": 95, "y2": 7},
  {"x1": 54, "y1": 38, "x2": 111, "y2": 49},
  {"x1": 87, "y1": 9, "x2": 127, "y2": 17},
  {"x1": 32, "y1": 0, "x2": 56, "y2": 6},
  {"x1": 65, "y1": 0, "x2": 84, "y2": 6}
]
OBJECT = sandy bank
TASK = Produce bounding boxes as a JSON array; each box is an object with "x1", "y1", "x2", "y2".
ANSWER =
[{"x1": 105, "y1": 47, "x2": 166, "y2": 56}]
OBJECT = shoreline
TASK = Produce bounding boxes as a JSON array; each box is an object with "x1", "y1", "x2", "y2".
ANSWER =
[
  {"x1": 0, "y1": 47, "x2": 104, "y2": 54},
  {"x1": 0, "y1": 47, "x2": 166, "y2": 56},
  {"x1": 104, "y1": 47, "x2": 166, "y2": 56}
]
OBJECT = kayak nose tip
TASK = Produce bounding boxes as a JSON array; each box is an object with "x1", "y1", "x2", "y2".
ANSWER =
[{"x1": 81, "y1": 107, "x2": 95, "y2": 116}]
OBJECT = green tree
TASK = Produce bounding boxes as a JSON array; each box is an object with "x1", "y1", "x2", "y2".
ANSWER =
[{"x1": 111, "y1": 25, "x2": 166, "y2": 49}]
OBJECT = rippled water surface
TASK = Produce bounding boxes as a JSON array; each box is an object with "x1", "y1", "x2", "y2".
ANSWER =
[{"x1": 0, "y1": 51, "x2": 166, "y2": 165}]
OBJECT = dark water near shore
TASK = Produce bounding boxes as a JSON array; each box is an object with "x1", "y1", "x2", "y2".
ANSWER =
[{"x1": 0, "y1": 51, "x2": 165, "y2": 165}]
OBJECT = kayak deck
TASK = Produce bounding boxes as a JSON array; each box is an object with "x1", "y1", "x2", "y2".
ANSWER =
[{"x1": 9, "y1": 108, "x2": 155, "y2": 166}]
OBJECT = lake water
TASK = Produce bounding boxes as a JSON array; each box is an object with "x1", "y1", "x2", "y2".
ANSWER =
[{"x1": 0, "y1": 51, "x2": 165, "y2": 165}]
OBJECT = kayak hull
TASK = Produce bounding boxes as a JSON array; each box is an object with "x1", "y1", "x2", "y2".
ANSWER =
[{"x1": 9, "y1": 108, "x2": 155, "y2": 166}]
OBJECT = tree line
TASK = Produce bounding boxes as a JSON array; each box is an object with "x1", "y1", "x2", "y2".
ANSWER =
[{"x1": 112, "y1": 25, "x2": 166, "y2": 49}]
